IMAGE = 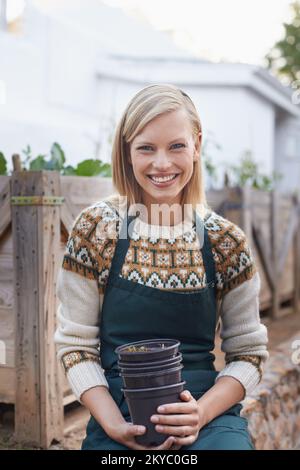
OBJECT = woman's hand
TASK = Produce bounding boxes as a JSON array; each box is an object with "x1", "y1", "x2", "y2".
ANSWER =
[
  {"x1": 150, "y1": 390, "x2": 207, "y2": 449},
  {"x1": 108, "y1": 421, "x2": 177, "y2": 451}
]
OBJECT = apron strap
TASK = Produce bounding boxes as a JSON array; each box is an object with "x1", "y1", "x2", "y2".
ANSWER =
[
  {"x1": 108, "y1": 208, "x2": 216, "y2": 287},
  {"x1": 108, "y1": 211, "x2": 137, "y2": 277},
  {"x1": 194, "y1": 210, "x2": 216, "y2": 286}
]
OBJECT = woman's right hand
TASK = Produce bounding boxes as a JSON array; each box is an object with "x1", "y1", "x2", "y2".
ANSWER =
[
  {"x1": 108, "y1": 421, "x2": 177, "y2": 450},
  {"x1": 81, "y1": 386, "x2": 179, "y2": 450}
]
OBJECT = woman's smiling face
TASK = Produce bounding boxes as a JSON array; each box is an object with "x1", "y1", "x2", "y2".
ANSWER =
[{"x1": 129, "y1": 108, "x2": 201, "y2": 209}]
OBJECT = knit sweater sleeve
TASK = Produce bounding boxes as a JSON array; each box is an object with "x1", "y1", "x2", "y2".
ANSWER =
[
  {"x1": 54, "y1": 202, "x2": 119, "y2": 403},
  {"x1": 208, "y1": 214, "x2": 269, "y2": 397}
]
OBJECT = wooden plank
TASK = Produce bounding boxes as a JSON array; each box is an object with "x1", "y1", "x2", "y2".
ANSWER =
[
  {"x1": 0, "y1": 226, "x2": 13, "y2": 283},
  {"x1": 64, "y1": 406, "x2": 89, "y2": 435},
  {"x1": 11, "y1": 170, "x2": 64, "y2": 448},
  {"x1": 0, "y1": 179, "x2": 11, "y2": 239},
  {"x1": 241, "y1": 186, "x2": 252, "y2": 240},
  {"x1": 252, "y1": 223, "x2": 275, "y2": 290},
  {"x1": 0, "y1": 306, "x2": 14, "y2": 367},
  {"x1": 0, "y1": 367, "x2": 15, "y2": 403},
  {"x1": 293, "y1": 202, "x2": 300, "y2": 315},
  {"x1": 0, "y1": 282, "x2": 14, "y2": 307},
  {"x1": 270, "y1": 191, "x2": 280, "y2": 319},
  {"x1": 278, "y1": 206, "x2": 299, "y2": 273},
  {"x1": 0, "y1": 253, "x2": 13, "y2": 282},
  {"x1": 60, "y1": 175, "x2": 114, "y2": 208},
  {"x1": 60, "y1": 195, "x2": 78, "y2": 234},
  {"x1": 279, "y1": 247, "x2": 294, "y2": 300},
  {"x1": 63, "y1": 393, "x2": 77, "y2": 407}
]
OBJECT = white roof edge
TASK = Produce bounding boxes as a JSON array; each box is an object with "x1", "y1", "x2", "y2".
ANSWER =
[{"x1": 96, "y1": 58, "x2": 300, "y2": 117}]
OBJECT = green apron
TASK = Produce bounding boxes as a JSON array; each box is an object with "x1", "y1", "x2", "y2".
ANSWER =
[{"x1": 82, "y1": 209, "x2": 254, "y2": 450}]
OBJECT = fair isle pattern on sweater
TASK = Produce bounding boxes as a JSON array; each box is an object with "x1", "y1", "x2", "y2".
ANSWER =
[{"x1": 62, "y1": 201, "x2": 256, "y2": 300}]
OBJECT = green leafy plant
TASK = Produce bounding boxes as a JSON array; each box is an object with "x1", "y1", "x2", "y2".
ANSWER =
[
  {"x1": 265, "y1": 1, "x2": 300, "y2": 85},
  {"x1": 227, "y1": 151, "x2": 282, "y2": 191},
  {"x1": 0, "y1": 143, "x2": 112, "y2": 177},
  {"x1": 201, "y1": 133, "x2": 221, "y2": 184},
  {"x1": 0, "y1": 152, "x2": 7, "y2": 175}
]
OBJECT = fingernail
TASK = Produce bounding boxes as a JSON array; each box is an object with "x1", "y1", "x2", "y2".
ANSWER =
[
  {"x1": 157, "y1": 406, "x2": 165, "y2": 412},
  {"x1": 151, "y1": 415, "x2": 159, "y2": 423},
  {"x1": 138, "y1": 426, "x2": 145, "y2": 433}
]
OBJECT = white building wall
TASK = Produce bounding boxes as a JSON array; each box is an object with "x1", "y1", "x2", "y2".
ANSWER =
[
  {"x1": 274, "y1": 114, "x2": 300, "y2": 194},
  {"x1": 0, "y1": 0, "x2": 298, "y2": 193}
]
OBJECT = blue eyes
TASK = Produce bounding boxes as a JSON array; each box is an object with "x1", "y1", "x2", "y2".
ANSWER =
[{"x1": 138, "y1": 143, "x2": 185, "y2": 151}]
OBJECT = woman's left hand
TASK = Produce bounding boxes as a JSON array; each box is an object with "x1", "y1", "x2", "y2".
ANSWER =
[{"x1": 150, "y1": 390, "x2": 207, "y2": 449}]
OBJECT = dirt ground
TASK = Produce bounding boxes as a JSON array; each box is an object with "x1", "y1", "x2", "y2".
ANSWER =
[{"x1": 1, "y1": 311, "x2": 299, "y2": 450}]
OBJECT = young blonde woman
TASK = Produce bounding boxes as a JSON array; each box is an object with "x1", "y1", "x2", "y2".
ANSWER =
[{"x1": 54, "y1": 84, "x2": 268, "y2": 450}]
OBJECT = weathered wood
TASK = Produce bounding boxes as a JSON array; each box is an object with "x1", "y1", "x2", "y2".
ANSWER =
[
  {"x1": 252, "y1": 223, "x2": 275, "y2": 290},
  {"x1": 60, "y1": 195, "x2": 78, "y2": 234},
  {"x1": 0, "y1": 282, "x2": 13, "y2": 307},
  {"x1": 293, "y1": 198, "x2": 300, "y2": 315},
  {"x1": 11, "y1": 171, "x2": 64, "y2": 448},
  {"x1": 270, "y1": 190, "x2": 280, "y2": 319},
  {"x1": 278, "y1": 205, "x2": 299, "y2": 273},
  {"x1": 0, "y1": 178, "x2": 11, "y2": 239},
  {"x1": 0, "y1": 306, "x2": 14, "y2": 367},
  {"x1": 12, "y1": 154, "x2": 22, "y2": 172},
  {"x1": 0, "y1": 367, "x2": 15, "y2": 403}
]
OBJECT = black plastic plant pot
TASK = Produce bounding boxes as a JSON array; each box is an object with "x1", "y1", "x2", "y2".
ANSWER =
[
  {"x1": 115, "y1": 339, "x2": 180, "y2": 363},
  {"x1": 122, "y1": 381, "x2": 186, "y2": 447},
  {"x1": 121, "y1": 364, "x2": 183, "y2": 389},
  {"x1": 118, "y1": 353, "x2": 182, "y2": 371},
  {"x1": 118, "y1": 360, "x2": 182, "y2": 376}
]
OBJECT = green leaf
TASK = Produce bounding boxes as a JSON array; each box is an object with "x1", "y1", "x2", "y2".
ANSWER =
[
  {"x1": 98, "y1": 163, "x2": 112, "y2": 177},
  {"x1": 0, "y1": 152, "x2": 7, "y2": 175},
  {"x1": 22, "y1": 145, "x2": 32, "y2": 158},
  {"x1": 75, "y1": 159, "x2": 105, "y2": 176},
  {"x1": 62, "y1": 165, "x2": 77, "y2": 175},
  {"x1": 50, "y1": 142, "x2": 65, "y2": 170},
  {"x1": 29, "y1": 155, "x2": 47, "y2": 171}
]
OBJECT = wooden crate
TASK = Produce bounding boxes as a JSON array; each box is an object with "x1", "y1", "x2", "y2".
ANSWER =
[{"x1": 0, "y1": 172, "x2": 114, "y2": 447}]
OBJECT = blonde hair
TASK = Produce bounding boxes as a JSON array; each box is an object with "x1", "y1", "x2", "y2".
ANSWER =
[{"x1": 111, "y1": 83, "x2": 207, "y2": 216}]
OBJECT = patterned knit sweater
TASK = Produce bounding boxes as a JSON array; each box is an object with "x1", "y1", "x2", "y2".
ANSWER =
[{"x1": 54, "y1": 195, "x2": 269, "y2": 403}]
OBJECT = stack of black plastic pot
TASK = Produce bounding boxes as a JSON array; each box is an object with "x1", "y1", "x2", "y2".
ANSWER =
[{"x1": 115, "y1": 339, "x2": 185, "y2": 446}]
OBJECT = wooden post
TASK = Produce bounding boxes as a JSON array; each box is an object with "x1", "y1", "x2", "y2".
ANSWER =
[
  {"x1": 222, "y1": 187, "x2": 244, "y2": 227},
  {"x1": 12, "y1": 154, "x2": 22, "y2": 172},
  {"x1": 10, "y1": 171, "x2": 64, "y2": 448},
  {"x1": 270, "y1": 190, "x2": 280, "y2": 319},
  {"x1": 293, "y1": 195, "x2": 300, "y2": 315}
]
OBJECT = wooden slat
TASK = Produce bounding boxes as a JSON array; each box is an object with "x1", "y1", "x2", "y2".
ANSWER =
[
  {"x1": 0, "y1": 282, "x2": 14, "y2": 307},
  {"x1": 270, "y1": 191, "x2": 280, "y2": 319},
  {"x1": 60, "y1": 175, "x2": 114, "y2": 209},
  {"x1": 293, "y1": 211, "x2": 300, "y2": 315},
  {"x1": 0, "y1": 306, "x2": 14, "y2": 367},
  {"x1": 252, "y1": 223, "x2": 275, "y2": 290},
  {"x1": 278, "y1": 205, "x2": 299, "y2": 273},
  {"x1": 60, "y1": 195, "x2": 78, "y2": 234},
  {"x1": 11, "y1": 170, "x2": 64, "y2": 448},
  {"x1": 0, "y1": 367, "x2": 15, "y2": 403},
  {"x1": 0, "y1": 179, "x2": 11, "y2": 239}
]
